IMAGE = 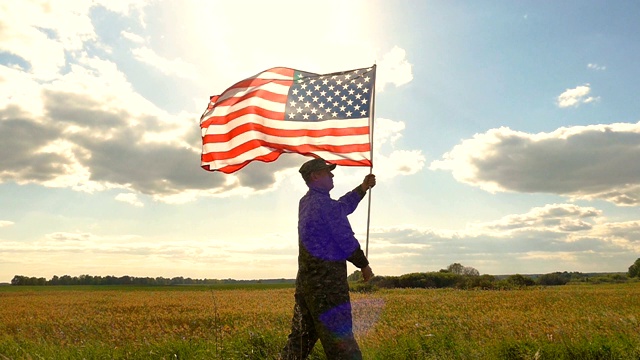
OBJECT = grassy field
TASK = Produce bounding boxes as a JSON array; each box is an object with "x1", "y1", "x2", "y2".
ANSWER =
[{"x1": 1, "y1": 283, "x2": 639, "y2": 359}]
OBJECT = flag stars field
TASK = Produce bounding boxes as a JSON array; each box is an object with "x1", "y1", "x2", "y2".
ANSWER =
[{"x1": 283, "y1": 68, "x2": 374, "y2": 122}]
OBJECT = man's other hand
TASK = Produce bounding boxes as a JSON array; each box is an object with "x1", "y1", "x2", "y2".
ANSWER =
[{"x1": 362, "y1": 265, "x2": 374, "y2": 282}]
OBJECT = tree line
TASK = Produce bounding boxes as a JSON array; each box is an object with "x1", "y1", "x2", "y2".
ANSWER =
[
  {"x1": 10, "y1": 258, "x2": 640, "y2": 287},
  {"x1": 348, "y1": 260, "x2": 640, "y2": 291},
  {"x1": 9, "y1": 274, "x2": 293, "y2": 286}
]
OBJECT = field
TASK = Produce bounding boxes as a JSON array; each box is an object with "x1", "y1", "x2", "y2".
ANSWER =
[{"x1": 1, "y1": 283, "x2": 639, "y2": 359}]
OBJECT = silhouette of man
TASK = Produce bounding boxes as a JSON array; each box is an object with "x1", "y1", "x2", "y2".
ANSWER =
[{"x1": 281, "y1": 158, "x2": 375, "y2": 360}]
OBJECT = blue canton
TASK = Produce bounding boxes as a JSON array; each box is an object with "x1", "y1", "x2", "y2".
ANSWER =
[{"x1": 284, "y1": 67, "x2": 375, "y2": 122}]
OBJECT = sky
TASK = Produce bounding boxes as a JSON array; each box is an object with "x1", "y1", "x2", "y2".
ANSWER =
[{"x1": 1, "y1": 0, "x2": 640, "y2": 283}]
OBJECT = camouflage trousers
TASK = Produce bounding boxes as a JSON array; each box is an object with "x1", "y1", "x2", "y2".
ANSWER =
[{"x1": 281, "y1": 291, "x2": 362, "y2": 360}]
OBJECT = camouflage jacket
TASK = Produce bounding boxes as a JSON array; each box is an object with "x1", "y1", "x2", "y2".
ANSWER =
[{"x1": 295, "y1": 185, "x2": 369, "y2": 295}]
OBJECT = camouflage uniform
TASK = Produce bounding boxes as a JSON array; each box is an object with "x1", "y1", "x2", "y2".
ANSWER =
[{"x1": 281, "y1": 184, "x2": 369, "y2": 360}]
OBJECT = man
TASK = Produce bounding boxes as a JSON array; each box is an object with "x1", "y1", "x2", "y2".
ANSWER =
[{"x1": 281, "y1": 158, "x2": 376, "y2": 360}]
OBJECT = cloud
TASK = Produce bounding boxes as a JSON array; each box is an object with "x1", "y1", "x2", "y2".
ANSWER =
[
  {"x1": 372, "y1": 118, "x2": 425, "y2": 178},
  {"x1": 471, "y1": 203, "x2": 600, "y2": 233},
  {"x1": 366, "y1": 203, "x2": 640, "y2": 275},
  {"x1": 0, "y1": 117, "x2": 69, "y2": 184},
  {"x1": 121, "y1": 30, "x2": 145, "y2": 44},
  {"x1": 0, "y1": 1, "x2": 144, "y2": 78},
  {"x1": 131, "y1": 46, "x2": 198, "y2": 80},
  {"x1": 0, "y1": 2, "x2": 76, "y2": 78},
  {"x1": 0, "y1": 231, "x2": 297, "y2": 279},
  {"x1": 430, "y1": 122, "x2": 640, "y2": 206},
  {"x1": 0, "y1": 221, "x2": 14, "y2": 228},
  {"x1": 115, "y1": 193, "x2": 144, "y2": 207},
  {"x1": 1, "y1": 204, "x2": 637, "y2": 278},
  {"x1": 376, "y1": 46, "x2": 413, "y2": 92},
  {"x1": 587, "y1": 63, "x2": 606, "y2": 71},
  {"x1": 0, "y1": 0, "x2": 421, "y2": 203},
  {"x1": 557, "y1": 84, "x2": 600, "y2": 108},
  {"x1": 96, "y1": 1, "x2": 147, "y2": 17}
]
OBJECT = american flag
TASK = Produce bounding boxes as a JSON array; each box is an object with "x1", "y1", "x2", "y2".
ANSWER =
[{"x1": 200, "y1": 65, "x2": 376, "y2": 173}]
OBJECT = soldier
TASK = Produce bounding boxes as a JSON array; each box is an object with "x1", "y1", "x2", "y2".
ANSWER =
[{"x1": 281, "y1": 158, "x2": 375, "y2": 360}]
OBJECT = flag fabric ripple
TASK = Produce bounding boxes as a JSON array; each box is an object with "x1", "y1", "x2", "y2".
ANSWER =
[{"x1": 200, "y1": 66, "x2": 376, "y2": 174}]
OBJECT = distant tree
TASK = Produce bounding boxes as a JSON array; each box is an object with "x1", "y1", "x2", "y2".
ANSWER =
[
  {"x1": 444, "y1": 263, "x2": 479, "y2": 276},
  {"x1": 447, "y1": 263, "x2": 464, "y2": 275},
  {"x1": 10, "y1": 275, "x2": 47, "y2": 285},
  {"x1": 11, "y1": 275, "x2": 26, "y2": 285},
  {"x1": 629, "y1": 258, "x2": 640, "y2": 278},
  {"x1": 79, "y1": 274, "x2": 95, "y2": 285},
  {"x1": 537, "y1": 272, "x2": 571, "y2": 286},
  {"x1": 507, "y1": 274, "x2": 536, "y2": 287},
  {"x1": 462, "y1": 266, "x2": 480, "y2": 276},
  {"x1": 347, "y1": 270, "x2": 363, "y2": 282},
  {"x1": 461, "y1": 274, "x2": 496, "y2": 290}
]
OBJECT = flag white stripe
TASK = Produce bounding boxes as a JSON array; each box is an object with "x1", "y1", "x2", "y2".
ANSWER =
[{"x1": 204, "y1": 115, "x2": 369, "y2": 133}]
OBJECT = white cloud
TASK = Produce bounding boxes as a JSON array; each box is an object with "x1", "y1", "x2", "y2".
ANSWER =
[
  {"x1": 557, "y1": 84, "x2": 600, "y2": 108},
  {"x1": 471, "y1": 203, "x2": 600, "y2": 233},
  {"x1": 121, "y1": 30, "x2": 145, "y2": 44},
  {"x1": 94, "y1": 0, "x2": 147, "y2": 16},
  {"x1": 587, "y1": 63, "x2": 606, "y2": 71},
  {"x1": 0, "y1": 66, "x2": 47, "y2": 117},
  {"x1": 131, "y1": 46, "x2": 198, "y2": 80},
  {"x1": 371, "y1": 118, "x2": 425, "y2": 178},
  {"x1": 366, "y1": 203, "x2": 640, "y2": 276},
  {"x1": 115, "y1": 193, "x2": 144, "y2": 207},
  {"x1": 430, "y1": 122, "x2": 640, "y2": 206},
  {"x1": 0, "y1": 221, "x2": 14, "y2": 228},
  {"x1": 0, "y1": 1, "x2": 101, "y2": 79},
  {"x1": 0, "y1": 14, "x2": 63, "y2": 78},
  {"x1": 376, "y1": 46, "x2": 414, "y2": 92}
]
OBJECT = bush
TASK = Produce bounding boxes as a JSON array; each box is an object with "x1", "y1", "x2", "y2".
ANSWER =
[
  {"x1": 459, "y1": 274, "x2": 497, "y2": 290},
  {"x1": 538, "y1": 272, "x2": 570, "y2": 286},
  {"x1": 396, "y1": 272, "x2": 459, "y2": 289},
  {"x1": 628, "y1": 258, "x2": 640, "y2": 278},
  {"x1": 506, "y1": 274, "x2": 536, "y2": 287},
  {"x1": 349, "y1": 282, "x2": 377, "y2": 293}
]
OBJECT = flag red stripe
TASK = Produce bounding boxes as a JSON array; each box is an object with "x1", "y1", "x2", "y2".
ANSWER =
[
  {"x1": 201, "y1": 105, "x2": 286, "y2": 127},
  {"x1": 213, "y1": 151, "x2": 282, "y2": 174},
  {"x1": 202, "y1": 122, "x2": 369, "y2": 143},
  {"x1": 211, "y1": 156, "x2": 370, "y2": 174},
  {"x1": 327, "y1": 158, "x2": 372, "y2": 167},
  {"x1": 201, "y1": 139, "x2": 370, "y2": 162},
  {"x1": 203, "y1": 154, "x2": 371, "y2": 174}
]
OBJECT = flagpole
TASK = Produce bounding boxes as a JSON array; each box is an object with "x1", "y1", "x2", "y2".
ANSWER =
[{"x1": 365, "y1": 64, "x2": 376, "y2": 258}]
